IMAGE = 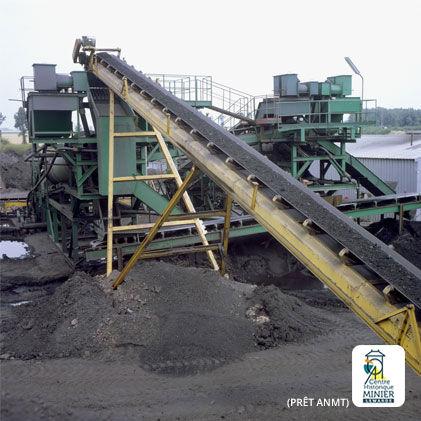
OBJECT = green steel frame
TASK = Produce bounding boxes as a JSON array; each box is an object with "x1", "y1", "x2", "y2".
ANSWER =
[{"x1": 22, "y1": 63, "x2": 421, "y2": 266}]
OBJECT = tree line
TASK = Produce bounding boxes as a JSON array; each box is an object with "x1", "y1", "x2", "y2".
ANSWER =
[
  {"x1": 375, "y1": 107, "x2": 421, "y2": 128},
  {"x1": 0, "y1": 107, "x2": 27, "y2": 144}
]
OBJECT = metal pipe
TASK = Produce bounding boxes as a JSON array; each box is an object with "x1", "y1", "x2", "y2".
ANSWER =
[{"x1": 56, "y1": 73, "x2": 73, "y2": 89}]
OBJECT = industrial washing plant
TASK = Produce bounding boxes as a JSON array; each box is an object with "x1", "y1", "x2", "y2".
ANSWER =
[{"x1": 16, "y1": 36, "x2": 421, "y2": 375}]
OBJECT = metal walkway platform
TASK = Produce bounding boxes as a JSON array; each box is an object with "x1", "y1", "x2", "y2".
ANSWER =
[{"x1": 0, "y1": 191, "x2": 29, "y2": 200}]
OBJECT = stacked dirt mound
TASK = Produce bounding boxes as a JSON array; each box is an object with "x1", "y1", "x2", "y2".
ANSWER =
[
  {"x1": 1, "y1": 261, "x2": 330, "y2": 375},
  {"x1": 368, "y1": 219, "x2": 421, "y2": 269},
  {"x1": 0, "y1": 151, "x2": 32, "y2": 190},
  {"x1": 246, "y1": 285, "x2": 330, "y2": 348},
  {"x1": 226, "y1": 236, "x2": 303, "y2": 284}
]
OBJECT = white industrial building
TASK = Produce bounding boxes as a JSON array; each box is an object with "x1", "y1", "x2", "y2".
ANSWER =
[
  {"x1": 347, "y1": 134, "x2": 421, "y2": 196},
  {"x1": 311, "y1": 134, "x2": 421, "y2": 220}
]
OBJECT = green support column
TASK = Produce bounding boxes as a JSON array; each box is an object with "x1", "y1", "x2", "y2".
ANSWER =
[
  {"x1": 61, "y1": 213, "x2": 67, "y2": 253},
  {"x1": 46, "y1": 206, "x2": 53, "y2": 237},
  {"x1": 340, "y1": 142, "x2": 346, "y2": 182},
  {"x1": 52, "y1": 208, "x2": 59, "y2": 243},
  {"x1": 72, "y1": 222, "x2": 79, "y2": 262},
  {"x1": 296, "y1": 160, "x2": 312, "y2": 178},
  {"x1": 141, "y1": 145, "x2": 147, "y2": 175},
  {"x1": 291, "y1": 144, "x2": 298, "y2": 178},
  {"x1": 76, "y1": 152, "x2": 83, "y2": 195}
]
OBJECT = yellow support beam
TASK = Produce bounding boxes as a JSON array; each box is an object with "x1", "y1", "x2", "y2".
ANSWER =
[
  {"x1": 113, "y1": 131, "x2": 155, "y2": 138},
  {"x1": 112, "y1": 167, "x2": 200, "y2": 289},
  {"x1": 106, "y1": 90, "x2": 115, "y2": 276},
  {"x1": 113, "y1": 174, "x2": 175, "y2": 182},
  {"x1": 220, "y1": 195, "x2": 233, "y2": 276},
  {"x1": 376, "y1": 305, "x2": 421, "y2": 359},
  {"x1": 152, "y1": 127, "x2": 219, "y2": 271},
  {"x1": 137, "y1": 244, "x2": 219, "y2": 259},
  {"x1": 3, "y1": 201, "x2": 27, "y2": 214},
  {"x1": 166, "y1": 210, "x2": 227, "y2": 221},
  {"x1": 111, "y1": 219, "x2": 196, "y2": 232}
]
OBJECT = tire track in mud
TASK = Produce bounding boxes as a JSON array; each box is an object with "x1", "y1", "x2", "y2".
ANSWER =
[
  {"x1": 2, "y1": 328, "x2": 420, "y2": 421},
  {"x1": 140, "y1": 356, "x2": 234, "y2": 376}
]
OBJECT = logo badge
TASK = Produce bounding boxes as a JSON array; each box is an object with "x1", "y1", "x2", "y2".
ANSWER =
[{"x1": 352, "y1": 345, "x2": 405, "y2": 407}]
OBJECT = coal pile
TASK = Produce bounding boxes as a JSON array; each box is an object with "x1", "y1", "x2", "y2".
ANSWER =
[
  {"x1": 368, "y1": 219, "x2": 421, "y2": 269},
  {"x1": 0, "y1": 151, "x2": 32, "y2": 190},
  {"x1": 246, "y1": 285, "x2": 329, "y2": 348},
  {"x1": 1, "y1": 261, "x2": 330, "y2": 376}
]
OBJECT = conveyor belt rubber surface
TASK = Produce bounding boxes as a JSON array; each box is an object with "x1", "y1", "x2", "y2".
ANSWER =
[{"x1": 97, "y1": 53, "x2": 421, "y2": 308}]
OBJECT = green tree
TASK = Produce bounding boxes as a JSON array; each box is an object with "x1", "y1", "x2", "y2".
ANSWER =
[
  {"x1": 14, "y1": 107, "x2": 27, "y2": 144},
  {"x1": 375, "y1": 107, "x2": 421, "y2": 128},
  {"x1": 0, "y1": 113, "x2": 5, "y2": 140}
]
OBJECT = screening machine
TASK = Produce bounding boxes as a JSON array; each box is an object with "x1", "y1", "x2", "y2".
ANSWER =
[{"x1": 20, "y1": 36, "x2": 421, "y2": 374}]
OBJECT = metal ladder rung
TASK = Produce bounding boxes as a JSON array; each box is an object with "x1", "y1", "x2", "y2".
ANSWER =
[
  {"x1": 112, "y1": 220, "x2": 197, "y2": 232},
  {"x1": 113, "y1": 174, "x2": 175, "y2": 182},
  {"x1": 166, "y1": 210, "x2": 227, "y2": 221},
  {"x1": 140, "y1": 244, "x2": 219, "y2": 259},
  {"x1": 114, "y1": 131, "x2": 156, "y2": 137}
]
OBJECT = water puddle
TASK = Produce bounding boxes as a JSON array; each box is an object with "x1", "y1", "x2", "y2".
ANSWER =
[
  {"x1": 0, "y1": 241, "x2": 32, "y2": 259},
  {"x1": 10, "y1": 300, "x2": 32, "y2": 307}
]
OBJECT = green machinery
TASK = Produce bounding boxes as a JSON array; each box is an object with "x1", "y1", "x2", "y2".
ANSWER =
[
  {"x1": 241, "y1": 73, "x2": 384, "y2": 193},
  {"x1": 149, "y1": 71, "x2": 421, "y2": 216},
  {"x1": 21, "y1": 36, "x2": 420, "y2": 266},
  {"x1": 158, "y1": 72, "x2": 391, "y2": 198}
]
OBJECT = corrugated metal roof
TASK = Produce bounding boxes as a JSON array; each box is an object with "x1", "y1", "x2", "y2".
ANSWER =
[{"x1": 346, "y1": 134, "x2": 421, "y2": 160}]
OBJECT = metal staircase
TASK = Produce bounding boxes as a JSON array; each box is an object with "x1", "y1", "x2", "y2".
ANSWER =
[{"x1": 148, "y1": 73, "x2": 256, "y2": 129}]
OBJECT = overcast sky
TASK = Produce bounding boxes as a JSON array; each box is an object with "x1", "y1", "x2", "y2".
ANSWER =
[{"x1": 1, "y1": 0, "x2": 420, "y2": 129}]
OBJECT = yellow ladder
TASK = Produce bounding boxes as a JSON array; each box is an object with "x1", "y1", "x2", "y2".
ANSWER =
[{"x1": 106, "y1": 90, "x2": 219, "y2": 276}]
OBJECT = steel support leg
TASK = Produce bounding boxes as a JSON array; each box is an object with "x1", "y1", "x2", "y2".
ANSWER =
[
  {"x1": 152, "y1": 127, "x2": 219, "y2": 271},
  {"x1": 106, "y1": 90, "x2": 115, "y2": 276},
  {"x1": 220, "y1": 195, "x2": 232, "y2": 276},
  {"x1": 112, "y1": 166, "x2": 200, "y2": 289}
]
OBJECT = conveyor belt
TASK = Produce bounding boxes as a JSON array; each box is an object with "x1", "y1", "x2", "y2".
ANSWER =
[
  {"x1": 97, "y1": 52, "x2": 421, "y2": 309},
  {"x1": 338, "y1": 192, "x2": 421, "y2": 210}
]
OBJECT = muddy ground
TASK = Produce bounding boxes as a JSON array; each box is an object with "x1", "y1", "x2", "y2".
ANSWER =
[
  {"x1": 0, "y1": 233, "x2": 73, "y2": 291},
  {"x1": 1, "y1": 259, "x2": 330, "y2": 368},
  {"x1": 1, "y1": 315, "x2": 420, "y2": 421},
  {"x1": 0, "y1": 152, "x2": 420, "y2": 419},
  {"x1": 1, "y1": 243, "x2": 421, "y2": 420}
]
